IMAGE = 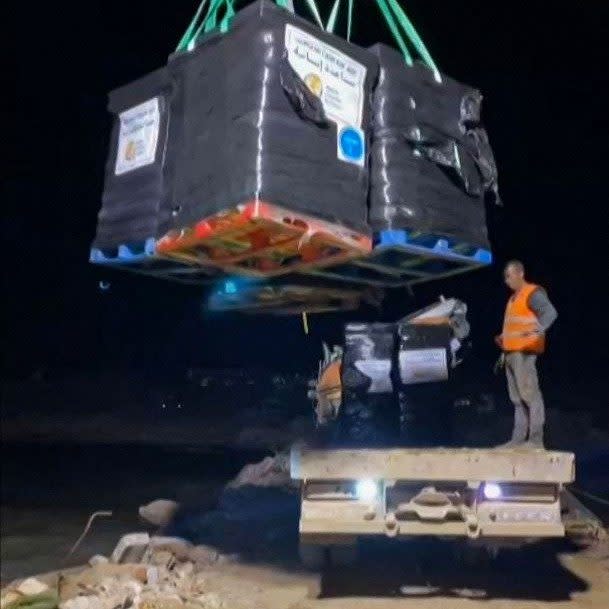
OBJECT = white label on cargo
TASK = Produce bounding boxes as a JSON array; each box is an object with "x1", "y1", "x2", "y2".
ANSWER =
[
  {"x1": 284, "y1": 24, "x2": 366, "y2": 128},
  {"x1": 115, "y1": 97, "x2": 160, "y2": 175},
  {"x1": 399, "y1": 349, "x2": 448, "y2": 385},
  {"x1": 354, "y1": 359, "x2": 393, "y2": 393}
]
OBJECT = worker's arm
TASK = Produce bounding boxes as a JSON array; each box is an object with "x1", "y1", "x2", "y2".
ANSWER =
[{"x1": 528, "y1": 288, "x2": 558, "y2": 333}]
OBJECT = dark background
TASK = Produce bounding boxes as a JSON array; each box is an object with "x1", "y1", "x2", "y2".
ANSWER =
[{"x1": 4, "y1": 1, "x2": 609, "y2": 413}]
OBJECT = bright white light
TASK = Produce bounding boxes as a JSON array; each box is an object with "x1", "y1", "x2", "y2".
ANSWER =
[
  {"x1": 356, "y1": 479, "x2": 378, "y2": 502},
  {"x1": 483, "y1": 482, "x2": 502, "y2": 500}
]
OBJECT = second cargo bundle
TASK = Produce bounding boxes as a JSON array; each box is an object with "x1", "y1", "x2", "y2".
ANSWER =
[{"x1": 368, "y1": 44, "x2": 499, "y2": 249}]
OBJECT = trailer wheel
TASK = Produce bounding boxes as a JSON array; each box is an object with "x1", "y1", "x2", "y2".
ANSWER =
[
  {"x1": 328, "y1": 544, "x2": 358, "y2": 566},
  {"x1": 299, "y1": 542, "x2": 327, "y2": 569}
]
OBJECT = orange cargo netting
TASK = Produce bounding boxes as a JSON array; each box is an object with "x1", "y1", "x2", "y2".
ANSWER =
[{"x1": 156, "y1": 201, "x2": 372, "y2": 278}]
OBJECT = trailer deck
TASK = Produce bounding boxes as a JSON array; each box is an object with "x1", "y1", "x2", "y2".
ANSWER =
[{"x1": 291, "y1": 447, "x2": 575, "y2": 483}]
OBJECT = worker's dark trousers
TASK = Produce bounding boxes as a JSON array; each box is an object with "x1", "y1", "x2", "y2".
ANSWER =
[{"x1": 505, "y1": 352, "x2": 545, "y2": 446}]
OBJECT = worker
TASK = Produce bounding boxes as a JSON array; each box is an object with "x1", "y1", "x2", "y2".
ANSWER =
[{"x1": 495, "y1": 260, "x2": 557, "y2": 447}]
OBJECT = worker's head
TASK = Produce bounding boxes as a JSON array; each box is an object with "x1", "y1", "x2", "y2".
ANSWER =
[{"x1": 504, "y1": 260, "x2": 526, "y2": 292}]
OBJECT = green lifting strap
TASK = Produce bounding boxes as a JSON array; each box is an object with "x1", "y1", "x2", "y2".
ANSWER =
[
  {"x1": 375, "y1": 0, "x2": 413, "y2": 65},
  {"x1": 179, "y1": 0, "x2": 296, "y2": 52},
  {"x1": 325, "y1": 0, "x2": 354, "y2": 41},
  {"x1": 176, "y1": 0, "x2": 209, "y2": 52},
  {"x1": 347, "y1": 0, "x2": 353, "y2": 41},
  {"x1": 386, "y1": 0, "x2": 441, "y2": 81},
  {"x1": 202, "y1": 0, "x2": 235, "y2": 34},
  {"x1": 187, "y1": 0, "x2": 227, "y2": 49},
  {"x1": 325, "y1": 0, "x2": 340, "y2": 34},
  {"x1": 303, "y1": 0, "x2": 324, "y2": 28}
]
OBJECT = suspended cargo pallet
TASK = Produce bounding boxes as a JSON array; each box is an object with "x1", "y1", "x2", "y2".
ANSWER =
[
  {"x1": 305, "y1": 229, "x2": 492, "y2": 288},
  {"x1": 207, "y1": 275, "x2": 382, "y2": 315},
  {"x1": 90, "y1": 237, "x2": 222, "y2": 285},
  {"x1": 156, "y1": 202, "x2": 372, "y2": 278}
]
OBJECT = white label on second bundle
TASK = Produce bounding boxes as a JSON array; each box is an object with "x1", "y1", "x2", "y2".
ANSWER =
[
  {"x1": 400, "y1": 349, "x2": 448, "y2": 385},
  {"x1": 115, "y1": 98, "x2": 160, "y2": 175},
  {"x1": 284, "y1": 24, "x2": 366, "y2": 129}
]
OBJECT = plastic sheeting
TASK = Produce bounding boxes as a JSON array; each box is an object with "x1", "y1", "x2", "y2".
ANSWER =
[
  {"x1": 339, "y1": 322, "x2": 399, "y2": 447},
  {"x1": 168, "y1": 0, "x2": 378, "y2": 233},
  {"x1": 95, "y1": 68, "x2": 174, "y2": 248},
  {"x1": 368, "y1": 44, "x2": 499, "y2": 248},
  {"x1": 342, "y1": 322, "x2": 396, "y2": 394}
]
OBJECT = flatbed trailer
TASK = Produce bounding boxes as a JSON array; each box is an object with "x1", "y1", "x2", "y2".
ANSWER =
[{"x1": 291, "y1": 446, "x2": 575, "y2": 560}]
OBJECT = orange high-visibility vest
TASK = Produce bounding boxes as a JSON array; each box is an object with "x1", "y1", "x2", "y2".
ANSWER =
[{"x1": 502, "y1": 282, "x2": 545, "y2": 354}]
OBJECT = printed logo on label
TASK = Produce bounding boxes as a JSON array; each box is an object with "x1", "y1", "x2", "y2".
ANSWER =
[
  {"x1": 337, "y1": 125, "x2": 365, "y2": 166},
  {"x1": 304, "y1": 73, "x2": 323, "y2": 97}
]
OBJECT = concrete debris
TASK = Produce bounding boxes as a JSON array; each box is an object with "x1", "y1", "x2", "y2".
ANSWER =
[
  {"x1": 173, "y1": 562, "x2": 194, "y2": 580},
  {"x1": 53, "y1": 533, "x2": 241, "y2": 609},
  {"x1": 1, "y1": 592, "x2": 21, "y2": 609},
  {"x1": 138, "y1": 596, "x2": 183, "y2": 609},
  {"x1": 191, "y1": 593, "x2": 222, "y2": 609},
  {"x1": 139, "y1": 501, "x2": 180, "y2": 528},
  {"x1": 58, "y1": 564, "x2": 148, "y2": 601},
  {"x1": 16, "y1": 578, "x2": 50, "y2": 596},
  {"x1": 111, "y1": 533, "x2": 150, "y2": 564},
  {"x1": 149, "y1": 550, "x2": 177, "y2": 569},
  {"x1": 227, "y1": 455, "x2": 291, "y2": 489},
  {"x1": 186, "y1": 546, "x2": 219, "y2": 566},
  {"x1": 144, "y1": 537, "x2": 192, "y2": 562},
  {"x1": 59, "y1": 596, "x2": 104, "y2": 609}
]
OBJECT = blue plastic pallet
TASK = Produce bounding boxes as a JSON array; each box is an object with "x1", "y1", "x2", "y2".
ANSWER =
[
  {"x1": 90, "y1": 238, "x2": 221, "y2": 284},
  {"x1": 305, "y1": 230, "x2": 492, "y2": 288}
]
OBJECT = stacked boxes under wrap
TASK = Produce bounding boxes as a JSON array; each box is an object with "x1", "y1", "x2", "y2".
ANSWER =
[
  {"x1": 339, "y1": 322, "x2": 399, "y2": 447},
  {"x1": 368, "y1": 44, "x2": 499, "y2": 249},
  {"x1": 94, "y1": 68, "x2": 174, "y2": 249},
  {"x1": 167, "y1": 0, "x2": 379, "y2": 234}
]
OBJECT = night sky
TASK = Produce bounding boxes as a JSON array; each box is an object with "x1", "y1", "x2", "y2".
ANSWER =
[{"x1": 5, "y1": 1, "x2": 609, "y2": 408}]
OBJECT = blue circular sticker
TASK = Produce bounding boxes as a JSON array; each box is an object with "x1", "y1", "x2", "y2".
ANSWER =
[{"x1": 339, "y1": 126, "x2": 364, "y2": 162}]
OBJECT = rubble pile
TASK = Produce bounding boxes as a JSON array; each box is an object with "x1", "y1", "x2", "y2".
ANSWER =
[
  {"x1": 226, "y1": 454, "x2": 291, "y2": 489},
  {"x1": 1, "y1": 531, "x2": 315, "y2": 609},
  {"x1": 0, "y1": 538, "x2": 217, "y2": 609}
]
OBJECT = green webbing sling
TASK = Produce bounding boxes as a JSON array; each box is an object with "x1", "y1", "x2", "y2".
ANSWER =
[
  {"x1": 176, "y1": 0, "x2": 440, "y2": 83},
  {"x1": 176, "y1": 0, "x2": 308, "y2": 53},
  {"x1": 385, "y1": 0, "x2": 441, "y2": 81}
]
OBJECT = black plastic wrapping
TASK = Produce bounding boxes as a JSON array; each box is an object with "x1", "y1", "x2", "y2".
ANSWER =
[
  {"x1": 339, "y1": 322, "x2": 399, "y2": 446},
  {"x1": 95, "y1": 68, "x2": 174, "y2": 248},
  {"x1": 168, "y1": 0, "x2": 378, "y2": 233},
  {"x1": 397, "y1": 322, "x2": 451, "y2": 386},
  {"x1": 368, "y1": 44, "x2": 499, "y2": 248},
  {"x1": 342, "y1": 322, "x2": 396, "y2": 394}
]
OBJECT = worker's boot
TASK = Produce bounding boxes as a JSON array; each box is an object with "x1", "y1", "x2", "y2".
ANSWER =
[
  {"x1": 496, "y1": 438, "x2": 526, "y2": 449},
  {"x1": 525, "y1": 431, "x2": 544, "y2": 449}
]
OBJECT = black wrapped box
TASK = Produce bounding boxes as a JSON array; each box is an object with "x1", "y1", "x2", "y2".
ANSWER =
[
  {"x1": 167, "y1": 0, "x2": 378, "y2": 234},
  {"x1": 340, "y1": 322, "x2": 398, "y2": 446},
  {"x1": 95, "y1": 68, "x2": 174, "y2": 249},
  {"x1": 342, "y1": 322, "x2": 396, "y2": 393},
  {"x1": 368, "y1": 43, "x2": 497, "y2": 248}
]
